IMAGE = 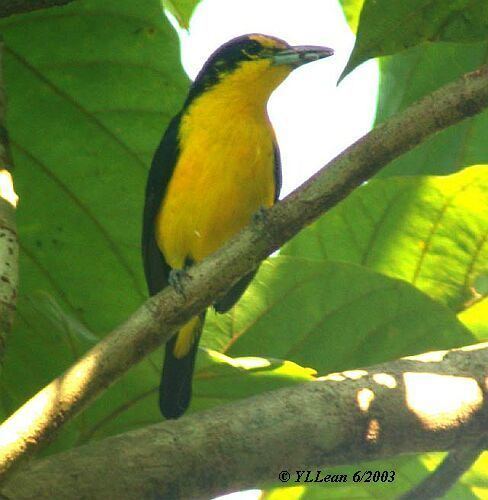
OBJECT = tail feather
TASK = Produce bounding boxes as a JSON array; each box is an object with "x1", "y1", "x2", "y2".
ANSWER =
[{"x1": 159, "y1": 314, "x2": 205, "y2": 419}]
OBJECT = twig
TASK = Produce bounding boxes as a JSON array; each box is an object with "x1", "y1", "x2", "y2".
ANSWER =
[
  {"x1": 400, "y1": 438, "x2": 487, "y2": 500},
  {"x1": 0, "y1": 64, "x2": 488, "y2": 483}
]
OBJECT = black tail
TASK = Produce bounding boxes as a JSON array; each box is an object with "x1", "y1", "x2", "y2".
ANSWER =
[{"x1": 159, "y1": 315, "x2": 204, "y2": 419}]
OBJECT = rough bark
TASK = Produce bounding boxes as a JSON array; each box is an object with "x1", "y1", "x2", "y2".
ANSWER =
[
  {"x1": 2, "y1": 343, "x2": 487, "y2": 499},
  {"x1": 0, "y1": 42, "x2": 18, "y2": 366}
]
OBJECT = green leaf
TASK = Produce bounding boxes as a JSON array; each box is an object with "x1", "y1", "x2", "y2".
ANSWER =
[
  {"x1": 457, "y1": 452, "x2": 488, "y2": 497},
  {"x1": 163, "y1": 0, "x2": 200, "y2": 29},
  {"x1": 190, "y1": 350, "x2": 316, "y2": 413},
  {"x1": 0, "y1": 0, "x2": 188, "y2": 449},
  {"x1": 341, "y1": 0, "x2": 488, "y2": 80},
  {"x1": 338, "y1": 0, "x2": 365, "y2": 33},
  {"x1": 282, "y1": 166, "x2": 488, "y2": 312},
  {"x1": 198, "y1": 256, "x2": 476, "y2": 495},
  {"x1": 375, "y1": 42, "x2": 488, "y2": 177},
  {"x1": 415, "y1": 453, "x2": 485, "y2": 500},
  {"x1": 203, "y1": 256, "x2": 474, "y2": 375},
  {"x1": 458, "y1": 297, "x2": 488, "y2": 339}
]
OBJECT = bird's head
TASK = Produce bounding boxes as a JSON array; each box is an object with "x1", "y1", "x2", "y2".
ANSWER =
[{"x1": 186, "y1": 34, "x2": 334, "y2": 105}]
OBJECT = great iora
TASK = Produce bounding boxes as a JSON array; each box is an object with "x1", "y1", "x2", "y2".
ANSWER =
[{"x1": 142, "y1": 34, "x2": 333, "y2": 419}]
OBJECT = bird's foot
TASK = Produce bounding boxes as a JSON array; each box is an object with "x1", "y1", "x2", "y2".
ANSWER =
[
  {"x1": 252, "y1": 206, "x2": 269, "y2": 226},
  {"x1": 169, "y1": 268, "x2": 190, "y2": 297}
]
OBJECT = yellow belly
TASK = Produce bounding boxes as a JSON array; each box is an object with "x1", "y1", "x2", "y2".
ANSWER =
[
  {"x1": 155, "y1": 56, "x2": 288, "y2": 361},
  {"x1": 155, "y1": 118, "x2": 276, "y2": 269}
]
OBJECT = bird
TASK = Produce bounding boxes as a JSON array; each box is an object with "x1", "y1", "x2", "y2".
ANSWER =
[{"x1": 142, "y1": 34, "x2": 333, "y2": 419}]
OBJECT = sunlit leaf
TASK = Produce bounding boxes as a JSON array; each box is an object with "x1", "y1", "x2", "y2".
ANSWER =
[
  {"x1": 458, "y1": 452, "x2": 488, "y2": 496},
  {"x1": 458, "y1": 298, "x2": 488, "y2": 339},
  {"x1": 282, "y1": 166, "x2": 488, "y2": 312},
  {"x1": 191, "y1": 349, "x2": 316, "y2": 413},
  {"x1": 341, "y1": 0, "x2": 488, "y2": 80},
  {"x1": 375, "y1": 42, "x2": 488, "y2": 177},
  {"x1": 338, "y1": 0, "x2": 365, "y2": 33},
  {"x1": 203, "y1": 257, "x2": 474, "y2": 374},
  {"x1": 163, "y1": 0, "x2": 201, "y2": 29}
]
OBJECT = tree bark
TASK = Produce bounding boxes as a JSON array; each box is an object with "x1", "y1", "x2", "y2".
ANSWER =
[
  {"x1": 0, "y1": 42, "x2": 18, "y2": 366},
  {"x1": 2, "y1": 343, "x2": 487, "y2": 499}
]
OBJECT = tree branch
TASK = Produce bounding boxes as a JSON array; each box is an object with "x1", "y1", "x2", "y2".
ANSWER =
[
  {"x1": 2, "y1": 342, "x2": 487, "y2": 499},
  {"x1": 1, "y1": 64, "x2": 488, "y2": 483},
  {"x1": 0, "y1": 41, "x2": 18, "y2": 365},
  {"x1": 400, "y1": 438, "x2": 487, "y2": 500},
  {"x1": 0, "y1": 0, "x2": 76, "y2": 18}
]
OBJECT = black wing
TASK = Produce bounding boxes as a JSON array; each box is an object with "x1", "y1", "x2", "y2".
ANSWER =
[
  {"x1": 214, "y1": 141, "x2": 282, "y2": 313},
  {"x1": 272, "y1": 141, "x2": 282, "y2": 203},
  {"x1": 142, "y1": 113, "x2": 182, "y2": 296}
]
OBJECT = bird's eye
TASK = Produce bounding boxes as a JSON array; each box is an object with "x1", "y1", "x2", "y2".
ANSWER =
[{"x1": 243, "y1": 41, "x2": 261, "y2": 57}]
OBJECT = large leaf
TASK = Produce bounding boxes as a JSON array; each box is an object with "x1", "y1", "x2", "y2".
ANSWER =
[
  {"x1": 341, "y1": 0, "x2": 488, "y2": 80},
  {"x1": 197, "y1": 256, "x2": 476, "y2": 497},
  {"x1": 375, "y1": 42, "x2": 488, "y2": 177},
  {"x1": 458, "y1": 452, "x2": 488, "y2": 498},
  {"x1": 163, "y1": 0, "x2": 201, "y2": 29},
  {"x1": 203, "y1": 256, "x2": 474, "y2": 374},
  {"x1": 338, "y1": 0, "x2": 365, "y2": 33},
  {"x1": 0, "y1": 0, "x2": 188, "y2": 450},
  {"x1": 201, "y1": 256, "x2": 477, "y2": 498},
  {"x1": 184, "y1": 350, "x2": 316, "y2": 415},
  {"x1": 458, "y1": 298, "x2": 488, "y2": 339},
  {"x1": 282, "y1": 166, "x2": 488, "y2": 312}
]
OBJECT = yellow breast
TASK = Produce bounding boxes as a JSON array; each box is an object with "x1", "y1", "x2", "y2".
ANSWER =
[
  {"x1": 155, "y1": 59, "x2": 290, "y2": 270},
  {"x1": 156, "y1": 102, "x2": 277, "y2": 270}
]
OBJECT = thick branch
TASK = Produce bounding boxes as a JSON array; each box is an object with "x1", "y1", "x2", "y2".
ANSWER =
[
  {"x1": 1, "y1": 64, "x2": 488, "y2": 482},
  {"x1": 0, "y1": 42, "x2": 18, "y2": 365},
  {"x1": 0, "y1": 0, "x2": 75, "y2": 18},
  {"x1": 2, "y1": 343, "x2": 487, "y2": 499}
]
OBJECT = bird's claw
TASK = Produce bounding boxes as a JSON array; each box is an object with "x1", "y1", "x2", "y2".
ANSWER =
[
  {"x1": 169, "y1": 268, "x2": 190, "y2": 297},
  {"x1": 252, "y1": 206, "x2": 269, "y2": 225}
]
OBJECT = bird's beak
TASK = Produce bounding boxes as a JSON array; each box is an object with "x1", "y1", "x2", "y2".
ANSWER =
[{"x1": 272, "y1": 45, "x2": 334, "y2": 67}]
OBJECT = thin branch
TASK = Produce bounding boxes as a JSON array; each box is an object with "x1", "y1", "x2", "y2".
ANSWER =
[
  {"x1": 0, "y1": 41, "x2": 18, "y2": 364},
  {"x1": 1, "y1": 64, "x2": 488, "y2": 483},
  {"x1": 1, "y1": 343, "x2": 487, "y2": 499},
  {"x1": 400, "y1": 438, "x2": 487, "y2": 500},
  {"x1": 0, "y1": 0, "x2": 76, "y2": 18}
]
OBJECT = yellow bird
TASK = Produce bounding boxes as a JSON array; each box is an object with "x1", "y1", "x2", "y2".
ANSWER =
[{"x1": 142, "y1": 34, "x2": 333, "y2": 418}]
